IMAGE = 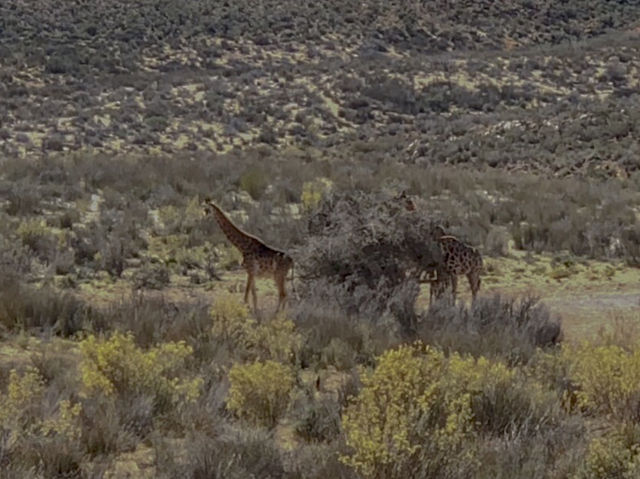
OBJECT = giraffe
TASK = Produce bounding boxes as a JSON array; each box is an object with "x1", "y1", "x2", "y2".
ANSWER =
[
  {"x1": 202, "y1": 199, "x2": 294, "y2": 313},
  {"x1": 393, "y1": 191, "x2": 450, "y2": 302},
  {"x1": 392, "y1": 192, "x2": 483, "y2": 303},
  {"x1": 430, "y1": 225, "x2": 483, "y2": 303}
]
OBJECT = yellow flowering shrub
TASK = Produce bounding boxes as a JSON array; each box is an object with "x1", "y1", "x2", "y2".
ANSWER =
[
  {"x1": 246, "y1": 315, "x2": 302, "y2": 363},
  {"x1": 341, "y1": 343, "x2": 475, "y2": 478},
  {"x1": 79, "y1": 332, "x2": 202, "y2": 409},
  {"x1": 576, "y1": 424, "x2": 640, "y2": 479},
  {"x1": 227, "y1": 360, "x2": 295, "y2": 428},
  {"x1": 211, "y1": 293, "x2": 253, "y2": 347},
  {"x1": 341, "y1": 342, "x2": 558, "y2": 478},
  {"x1": 0, "y1": 368, "x2": 82, "y2": 452},
  {"x1": 301, "y1": 178, "x2": 333, "y2": 211},
  {"x1": 565, "y1": 342, "x2": 640, "y2": 420},
  {"x1": 41, "y1": 400, "x2": 83, "y2": 442},
  {"x1": 0, "y1": 367, "x2": 45, "y2": 432},
  {"x1": 211, "y1": 294, "x2": 301, "y2": 363}
]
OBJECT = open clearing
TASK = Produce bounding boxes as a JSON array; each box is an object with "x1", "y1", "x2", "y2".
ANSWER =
[{"x1": 69, "y1": 251, "x2": 640, "y2": 343}]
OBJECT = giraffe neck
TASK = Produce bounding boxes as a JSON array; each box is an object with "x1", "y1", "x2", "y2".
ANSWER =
[{"x1": 208, "y1": 203, "x2": 256, "y2": 254}]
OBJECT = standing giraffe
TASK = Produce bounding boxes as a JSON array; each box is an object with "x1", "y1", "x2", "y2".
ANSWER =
[
  {"x1": 430, "y1": 225, "x2": 483, "y2": 303},
  {"x1": 203, "y1": 199, "x2": 294, "y2": 313},
  {"x1": 393, "y1": 192, "x2": 483, "y2": 303}
]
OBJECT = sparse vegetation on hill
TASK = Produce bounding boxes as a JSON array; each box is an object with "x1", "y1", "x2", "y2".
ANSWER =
[{"x1": 2, "y1": 0, "x2": 640, "y2": 177}]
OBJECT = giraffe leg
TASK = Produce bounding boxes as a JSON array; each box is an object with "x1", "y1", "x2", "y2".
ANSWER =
[
  {"x1": 244, "y1": 272, "x2": 253, "y2": 304},
  {"x1": 468, "y1": 271, "x2": 481, "y2": 301},
  {"x1": 244, "y1": 271, "x2": 259, "y2": 313},
  {"x1": 432, "y1": 277, "x2": 445, "y2": 304},
  {"x1": 430, "y1": 277, "x2": 447, "y2": 305},
  {"x1": 250, "y1": 274, "x2": 258, "y2": 312},
  {"x1": 275, "y1": 271, "x2": 287, "y2": 312},
  {"x1": 429, "y1": 281, "x2": 436, "y2": 305},
  {"x1": 428, "y1": 269, "x2": 441, "y2": 305},
  {"x1": 450, "y1": 275, "x2": 458, "y2": 303}
]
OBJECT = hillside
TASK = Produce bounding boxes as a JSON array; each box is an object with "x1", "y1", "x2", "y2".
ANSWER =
[{"x1": 2, "y1": 0, "x2": 640, "y2": 176}]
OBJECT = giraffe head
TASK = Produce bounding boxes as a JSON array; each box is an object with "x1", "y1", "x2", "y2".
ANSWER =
[
  {"x1": 202, "y1": 197, "x2": 216, "y2": 216},
  {"x1": 431, "y1": 224, "x2": 446, "y2": 240}
]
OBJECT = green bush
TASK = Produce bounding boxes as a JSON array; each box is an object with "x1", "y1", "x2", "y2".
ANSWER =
[
  {"x1": 418, "y1": 294, "x2": 562, "y2": 364},
  {"x1": 154, "y1": 428, "x2": 287, "y2": 479},
  {"x1": 294, "y1": 302, "x2": 400, "y2": 370},
  {"x1": 293, "y1": 395, "x2": 342, "y2": 443},
  {"x1": 0, "y1": 278, "x2": 96, "y2": 335},
  {"x1": 16, "y1": 219, "x2": 57, "y2": 260},
  {"x1": 226, "y1": 360, "x2": 294, "y2": 428},
  {"x1": 132, "y1": 261, "x2": 171, "y2": 289},
  {"x1": 287, "y1": 443, "x2": 358, "y2": 479}
]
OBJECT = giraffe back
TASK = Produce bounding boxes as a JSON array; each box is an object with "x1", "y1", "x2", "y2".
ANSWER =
[
  {"x1": 439, "y1": 235, "x2": 483, "y2": 276},
  {"x1": 247, "y1": 245, "x2": 293, "y2": 278}
]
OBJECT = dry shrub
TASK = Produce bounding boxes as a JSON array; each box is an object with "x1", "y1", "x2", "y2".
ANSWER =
[
  {"x1": 297, "y1": 191, "x2": 442, "y2": 333},
  {"x1": 418, "y1": 294, "x2": 562, "y2": 364}
]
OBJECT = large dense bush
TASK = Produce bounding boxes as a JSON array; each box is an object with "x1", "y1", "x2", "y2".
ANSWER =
[{"x1": 297, "y1": 191, "x2": 442, "y2": 332}]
